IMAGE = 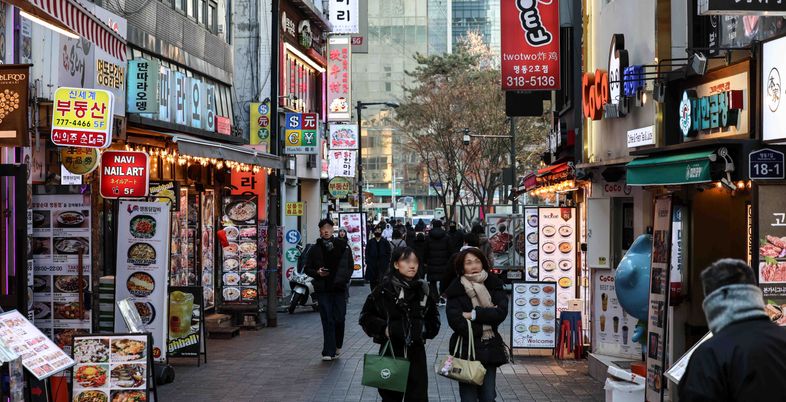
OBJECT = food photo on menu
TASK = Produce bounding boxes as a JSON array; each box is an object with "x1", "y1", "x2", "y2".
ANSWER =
[{"x1": 72, "y1": 335, "x2": 149, "y2": 402}]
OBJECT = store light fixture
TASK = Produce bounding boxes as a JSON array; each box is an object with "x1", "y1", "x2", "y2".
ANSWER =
[
  {"x1": 124, "y1": 144, "x2": 269, "y2": 175},
  {"x1": 20, "y1": 11, "x2": 79, "y2": 39}
]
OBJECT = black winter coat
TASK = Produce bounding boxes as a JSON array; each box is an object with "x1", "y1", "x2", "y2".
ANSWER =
[
  {"x1": 359, "y1": 275, "x2": 440, "y2": 357},
  {"x1": 448, "y1": 229, "x2": 465, "y2": 254},
  {"x1": 304, "y1": 238, "x2": 353, "y2": 293},
  {"x1": 364, "y1": 237, "x2": 392, "y2": 283},
  {"x1": 412, "y1": 233, "x2": 428, "y2": 278},
  {"x1": 678, "y1": 318, "x2": 786, "y2": 402},
  {"x1": 424, "y1": 228, "x2": 452, "y2": 280},
  {"x1": 445, "y1": 273, "x2": 508, "y2": 367}
]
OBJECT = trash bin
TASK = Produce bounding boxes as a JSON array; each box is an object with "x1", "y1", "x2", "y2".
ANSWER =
[{"x1": 605, "y1": 378, "x2": 645, "y2": 402}]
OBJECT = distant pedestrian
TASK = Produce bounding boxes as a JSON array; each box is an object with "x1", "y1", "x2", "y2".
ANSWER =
[
  {"x1": 445, "y1": 248, "x2": 509, "y2": 402},
  {"x1": 389, "y1": 228, "x2": 407, "y2": 250},
  {"x1": 679, "y1": 259, "x2": 786, "y2": 402},
  {"x1": 405, "y1": 223, "x2": 416, "y2": 247},
  {"x1": 337, "y1": 227, "x2": 348, "y2": 241},
  {"x1": 425, "y1": 220, "x2": 452, "y2": 305},
  {"x1": 304, "y1": 219, "x2": 353, "y2": 361},
  {"x1": 411, "y1": 230, "x2": 428, "y2": 279},
  {"x1": 471, "y1": 224, "x2": 492, "y2": 263},
  {"x1": 359, "y1": 247, "x2": 440, "y2": 402},
  {"x1": 365, "y1": 224, "x2": 392, "y2": 291},
  {"x1": 448, "y1": 221, "x2": 465, "y2": 254}
]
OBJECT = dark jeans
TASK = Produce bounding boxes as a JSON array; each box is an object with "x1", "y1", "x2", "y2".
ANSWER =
[
  {"x1": 378, "y1": 342, "x2": 428, "y2": 402},
  {"x1": 458, "y1": 365, "x2": 497, "y2": 402},
  {"x1": 428, "y1": 279, "x2": 449, "y2": 298},
  {"x1": 317, "y1": 291, "x2": 347, "y2": 357}
]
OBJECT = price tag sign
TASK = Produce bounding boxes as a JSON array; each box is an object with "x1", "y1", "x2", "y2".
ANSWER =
[{"x1": 750, "y1": 148, "x2": 785, "y2": 180}]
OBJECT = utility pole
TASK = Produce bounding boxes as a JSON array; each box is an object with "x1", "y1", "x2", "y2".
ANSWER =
[
  {"x1": 510, "y1": 117, "x2": 518, "y2": 214},
  {"x1": 266, "y1": 0, "x2": 281, "y2": 328}
]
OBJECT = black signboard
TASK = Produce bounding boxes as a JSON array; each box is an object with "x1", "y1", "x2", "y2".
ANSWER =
[
  {"x1": 699, "y1": 0, "x2": 786, "y2": 15},
  {"x1": 750, "y1": 148, "x2": 785, "y2": 180},
  {"x1": 167, "y1": 286, "x2": 205, "y2": 360}
]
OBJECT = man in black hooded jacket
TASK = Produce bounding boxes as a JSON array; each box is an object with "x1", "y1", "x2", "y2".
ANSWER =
[
  {"x1": 425, "y1": 220, "x2": 452, "y2": 303},
  {"x1": 678, "y1": 259, "x2": 786, "y2": 402}
]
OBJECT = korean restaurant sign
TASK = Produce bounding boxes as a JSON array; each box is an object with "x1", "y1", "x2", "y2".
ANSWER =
[
  {"x1": 329, "y1": 0, "x2": 359, "y2": 34},
  {"x1": 284, "y1": 112, "x2": 319, "y2": 154},
  {"x1": 127, "y1": 58, "x2": 160, "y2": 113},
  {"x1": 328, "y1": 150, "x2": 357, "y2": 178},
  {"x1": 500, "y1": 0, "x2": 560, "y2": 91},
  {"x1": 100, "y1": 150, "x2": 150, "y2": 198},
  {"x1": 0, "y1": 64, "x2": 30, "y2": 147},
  {"x1": 51, "y1": 87, "x2": 114, "y2": 148},
  {"x1": 678, "y1": 69, "x2": 748, "y2": 140},
  {"x1": 698, "y1": 0, "x2": 786, "y2": 16},
  {"x1": 327, "y1": 37, "x2": 352, "y2": 121}
]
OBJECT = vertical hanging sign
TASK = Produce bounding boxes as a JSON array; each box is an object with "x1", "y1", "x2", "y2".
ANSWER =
[
  {"x1": 500, "y1": 0, "x2": 560, "y2": 91},
  {"x1": 250, "y1": 101, "x2": 271, "y2": 150},
  {"x1": 646, "y1": 196, "x2": 673, "y2": 402},
  {"x1": 329, "y1": 0, "x2": 359, "y2": 34},
  {"x1": 327, "y1": 37, "x2": 352, "y2": 121},
  {"x1": 127, "y1": 59, "x2": 160, "y2": 113}
]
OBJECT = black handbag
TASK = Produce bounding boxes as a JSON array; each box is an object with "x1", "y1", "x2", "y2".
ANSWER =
[{"x1": 476, "y1": 334, "x2": 510, "y2": 367}]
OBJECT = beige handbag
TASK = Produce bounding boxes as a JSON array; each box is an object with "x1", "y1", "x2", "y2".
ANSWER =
[{"x1": 435, "y1": 319, "x2": 487, "y2": 386}]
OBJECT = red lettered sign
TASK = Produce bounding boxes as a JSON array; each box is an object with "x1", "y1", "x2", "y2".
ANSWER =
[
  {"x1": 100, "y1": 151, "x2": 150, "y2": 198},
  {"x1": 501, "y1": 0, "x2": 560, "y2": 91}
]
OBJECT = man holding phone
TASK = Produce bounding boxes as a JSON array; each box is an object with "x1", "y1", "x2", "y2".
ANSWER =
[{"x1": 305, "y1": 218, "x2": 353, "y2": 361}]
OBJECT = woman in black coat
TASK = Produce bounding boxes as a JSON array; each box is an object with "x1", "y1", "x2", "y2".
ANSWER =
[
  {"x1": 445, "y1": 248, "x2": 509, "y2": 402},
  {"x1": 359, "y1": 247, "x2": 440, "y2": 402}
]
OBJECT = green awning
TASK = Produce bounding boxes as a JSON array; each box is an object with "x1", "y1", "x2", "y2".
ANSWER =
[
  {"x1": 368, "y1": 188, "x2": 402, "y2": 196},
  {"x1": 626, "y1": 151, "x2": 715, "y2": 186}
]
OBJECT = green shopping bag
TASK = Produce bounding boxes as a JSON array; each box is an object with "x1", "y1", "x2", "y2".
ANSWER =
[{"x1": 362, "y1": 340, "x2": 410, "y2": 393}]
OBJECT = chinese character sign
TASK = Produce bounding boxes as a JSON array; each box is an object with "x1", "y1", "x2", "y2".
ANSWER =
[
  {"x1": 329, "y1": 0, "x2": 359, "y2": 34},
  {"x1": 127, "y1": 58, "x2": 160, "y2": 113},
  {"x1": 284, "y1": 112, "x2": 319, "y2": 154},
  {"x1": 51, "y1": 87, "x2": 115, "y2": 148},
  {"x1": 250, "y1": 102, "x2": 271, "y2": 150},
  {"x1": 329, "y1": 124, "x2": 358, "y2": 150},
  {"x1": 327, "y1": 37, "x2": 352, "y2": 121},
  {"x1": 500, "y1": 0, "x2": 560, "y2": 91},
  {"x1": 328, "y1": 150, "x2": 357, "y2": 178},
  {"x1": 100, "y1": 151, "x2": 150, "y2": 198}
]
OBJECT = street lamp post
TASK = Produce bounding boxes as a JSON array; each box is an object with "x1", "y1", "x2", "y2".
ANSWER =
[{"x1": 356, "y1": 101, "x2": 399, "y2": 222}]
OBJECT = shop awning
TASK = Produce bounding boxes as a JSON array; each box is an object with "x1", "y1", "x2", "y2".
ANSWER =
[
  {"x1": 10, "y1": 0, "x2": 127, "y2": 60},
  {"x1": 171, "y1": 134, "x2": 282, "y2": 170},
  {"x1": 626, "y1": 150, "x2": 716, "y2": 186},
  {"x1": 368, "y1": 188, "x2": 402, "y2": 197}
]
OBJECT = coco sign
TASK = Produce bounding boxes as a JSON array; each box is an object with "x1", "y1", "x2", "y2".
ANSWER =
[{"x1": 582, "y1": 34, "x2": 629, "y2": 120}]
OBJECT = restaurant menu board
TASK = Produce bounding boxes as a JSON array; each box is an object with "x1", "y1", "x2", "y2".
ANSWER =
[
  {"x1": 537, "y1": 207, "x2": 577, "y2": 313},
  {"x1": 757, "y1": 186, "x2": 786, "y2": 325},
  {"x1": 592, "y1": 270, "x2": 639, "y2": 359},
  {"x1": 339, "y1": 213, "x2": 367, "y2": 279},
  {"x1": 170, "y1": 188, "x2": 190, "y2": 287},
  {"x1": 258, "y1": 225, "x2": 284, "y2": 297},
  {"x1": 201, "y1": 191, "x2": 216, "y2": 309},
  {"x1": 511, "y1": 282, "x2": 557, "y2": 349},
  {"x1": 487, "y1": 215, "x2": 514, "y2": 269},
  {"x1": 187, "y1": 195, "x2": 199, "y2": 283},
  {"x1": 114, "y1": 201, "x2": 171, "y2": 362},
  {"x1": 167, "y1": 287, "x2": 204, "y2": 358},
  {"x1": 71, "y1": 334, "x2": 151, "y2": 402},
  {"x1": 220, "y1": 196, "x2": 259, "y2": 305},
  {"x1": 522, "y1": 208, "x2": 539, "y2": 280},
  {"x1": 31, "y1": 192, "x2": 92, "y2": 352},
  {"x1": 0, "y1": 310, "x2": 74, "y2": 380},
  {"x1": 646, "y1": 197, "x2": 672, "y2": 402}
]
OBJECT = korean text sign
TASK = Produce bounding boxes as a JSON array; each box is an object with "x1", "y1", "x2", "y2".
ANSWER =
[
  {"x1": 329, "y1": 0, "x2": 359, "y2": 34},
  {"x1": 328, "y1": 150, "x2": 357, "y2": 178},
  {"x1": 51, "y1": 87, "x2": 114, "y2": 148},
  {"x1": 500, "y1": 0, "x2": 560, "y2": 91},
  {"x1": 100, "y1": 151, "x2": 150, "y2": 198},
  {"x1": 327, "y1": 37, "x2": 352, "y2": 121},
  {"x1": 285, "y1": 202, "x2": 304, "y2": 216},
  {"x1": 127, "y1": 58, "x2": 160, "y2": 113},
  {"x1": 284, "y1": 112, "x2": 319, "y2": 154}
]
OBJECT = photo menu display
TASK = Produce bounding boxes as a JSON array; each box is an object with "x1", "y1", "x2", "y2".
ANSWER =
[
  {"x1": 537, "y1": 207, "x2": 577, "y2": 312},
  {"x1": 220, "y1": 196, "x2": 259, "y2": 305},
  {"x1": 511, "y1": 282, "x2": 557, "y2": 349},
  {"x1": 339, "y1": 213, "x2": 367, "y2": 279},
  {"x1": 0, "y1": 310, "x2": 74, "y2": 380},
  {"x1": 523, "y1": 208, "x2": 539, "y2": 280},
  {"x1": 71, "y1": 334, "x2": 150, "y2": 402}
]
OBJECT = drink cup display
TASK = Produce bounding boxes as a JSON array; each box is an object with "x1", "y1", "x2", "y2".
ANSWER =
[
  {"x1": 600, "y1": 315, "x2": 606, "y2": 332},
  {"x1": 169, "y1": 291, "x2": 194, "y2": 338},
  {"x1": 622, "y1": 325, "x2": 629, "y2": 344},
  {"x1": 601, "y1": 293, "x2": 608, "y2": 311},
  {"x1": 613, "y1": 316, "x2": 620, "y2": 333}
]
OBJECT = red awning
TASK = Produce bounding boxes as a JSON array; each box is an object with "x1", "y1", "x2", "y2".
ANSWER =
[
  {"x1": 12, "y1": 0, "x2": 126, "y2": 60},
  {"x1": 522, "y1": 173, "x2": 538, "y2": 191},
  {"x1": 537, "y1": 162, "x2": 570, "y2": 176}
]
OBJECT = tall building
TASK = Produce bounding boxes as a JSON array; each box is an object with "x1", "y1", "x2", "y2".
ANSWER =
[
  {"x1": 450, "y1": 0, "x2": 499, "y2": 53},
  {"x1": 428, "y1": 0, "x2": 451, "y2": 55}
]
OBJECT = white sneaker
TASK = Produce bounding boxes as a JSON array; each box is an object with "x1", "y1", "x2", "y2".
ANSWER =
[
  {"x1": 336, "y1": 348, "x2": 342, "y2": 356},
  {"x1": 322, "y1": 355, "x2": 335, "y2": 361}
]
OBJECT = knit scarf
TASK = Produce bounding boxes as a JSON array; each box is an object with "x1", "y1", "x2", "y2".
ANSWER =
[
  {"x1": 460, "y1": 270, "x2": 495, "y2": 340},
  {"x1": 390, "y1": 272, "x2": 429, "y2": 308},
  {"x1": 702, "y1": 284, "x2": 768, "y2": 334}
]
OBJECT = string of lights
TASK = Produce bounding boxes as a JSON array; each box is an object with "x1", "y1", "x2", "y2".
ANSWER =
[{"x1": 123, "y1": 144, "x2": 271, "y2": 174}]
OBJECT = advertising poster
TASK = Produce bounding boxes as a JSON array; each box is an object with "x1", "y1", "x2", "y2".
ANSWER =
[
  {"x1": 114, "y1": 201, "x2": 171, "y2": 362},
  {"x1": 167, "y1": 287, "x2": 204, "y2": 357},
  {"x1": 329, "y1": 124, "x2": 358, "y2": 150},
  {"x1": 522, "y1": 208, "x2": 539, "y2": 280},
  {"x1": 327, "y1": 37, "x2": 352, "y2": 121},
  {"x1": 486, "y1": 215, "x2": 515, "y2": 269},
  {"x1": 511, "y1": 282, "x2": 557, "y2": 349},
  {"x1": 329, "y1": 0, "x2": 359, "y2": 34},
  {"x1": 220, "y1": 196, "x2": 259, "y2": 306},
  {"x1": 71, "y1": 334, "x2": 150, "y2": 402},
  {"x1": 0, "y1": 64, "x2": 30, "y2": 146},
  {"x1": 0, "y1": 310, "x2": 74, "y2": 380},
  {"x1": 201, "y1": 191, "x2": 216, "y2": 309},
  {"x1": 538, "y1": 207, "x2": 577, "y2": 313},
  {"x1": 592, "y1": 270, "x2": 639, "y2": 359},
  {"x1": 328, "y1": 150, "x2": 357, "y2": 179},
  {"x1": 339, "y1": 213, "x2": 367, "y2": 279},
  {"x1": 758, "y1": 186, "x2": 786, "y2": 324},
  {"x1": 500, "y1": 0, "x2": 560, "y2": 90},
  {"x1": 170, "y1": 188, "x2": 190, "y2": 287},
  {"x1": 646, "y1": 196, "x2": 672, "y2": 402},
  {"x1": 31, "y1": 192, "x2": 92, "y2": 353},
  {"x1": 670, "y1": 206, "x2": 687, "y2": 304}
]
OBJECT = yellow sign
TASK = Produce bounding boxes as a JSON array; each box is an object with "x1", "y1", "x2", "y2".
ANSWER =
[
  {"x1": 51, "y1": 87, "x2": 114, "y2": 148},
  {"x1": 60, "y1": 147, "x2": 99, "y2": 175},
  {"x1": 285, "y1": 202, "x2": 304, "y2": 216},
  {"x1": 250, "y1": 101, "x2": 271, "y2": 150}
]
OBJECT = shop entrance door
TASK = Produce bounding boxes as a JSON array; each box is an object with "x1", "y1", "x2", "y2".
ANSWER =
[{"x1": 0, "y1": 164, "x2": 28, "y2": 313}]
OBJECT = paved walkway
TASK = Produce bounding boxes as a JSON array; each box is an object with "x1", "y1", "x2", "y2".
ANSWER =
[{"x1": 159, "y1": 286, "x2": 604, "y2": 402}]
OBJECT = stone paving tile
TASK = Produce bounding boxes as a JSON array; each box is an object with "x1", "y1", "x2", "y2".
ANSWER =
[{"x1": 158, "y1": 286, "x2": 604, "y2": 402}]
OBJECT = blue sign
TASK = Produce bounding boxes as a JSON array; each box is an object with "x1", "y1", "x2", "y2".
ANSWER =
[
  {"x1": 750, "y1": 148, "x2": 785, "y2": 180},
  {"x1": 285, "y1": 229, "x2": 301, "y2": 244}
]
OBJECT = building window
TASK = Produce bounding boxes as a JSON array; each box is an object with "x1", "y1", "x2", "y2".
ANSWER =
[
  {"x1": 208, "y1": 2, "x2": 217, "y2": 33},
  {"x1": 198, "y1": 0, "x2": 206, "y2": 25},
  {"x1": 187, "y1": 0, "x2": 194, "y2": 19}
]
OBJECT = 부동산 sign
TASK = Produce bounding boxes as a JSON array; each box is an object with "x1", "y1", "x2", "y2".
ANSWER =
[{"x1": 51, "y1": 87, "x2": 115, "y2": 148}]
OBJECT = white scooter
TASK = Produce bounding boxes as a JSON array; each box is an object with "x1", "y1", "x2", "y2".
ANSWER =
[{"x1": 288, "y1": 244, "x2": 318, "y2": 314}]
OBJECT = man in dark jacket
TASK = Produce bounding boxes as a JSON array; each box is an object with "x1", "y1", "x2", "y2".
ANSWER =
[
  {"x1": 364, "y1": 224, "x2": 391, "y2": 291},
  {"x1": 304, "y1": 218, "x2": 353, "y2": 361},
  {"x1": 425, "y1": 220, "x2": 452, "y2": 304},
  {"x1": 447, "y1": 221, "x2": 464, "y2": 254},
  {"x1": 679, "y1": 259, "x2": 786, "y2": 401}
]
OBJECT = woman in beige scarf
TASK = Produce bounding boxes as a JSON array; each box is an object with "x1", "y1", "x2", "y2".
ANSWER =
[{"x1": 444, "y1": 248, "x2": 509, "y2": 402}]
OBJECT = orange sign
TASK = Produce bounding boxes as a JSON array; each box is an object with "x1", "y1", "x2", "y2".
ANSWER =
[
  {"x1": 582, "y1": 69, "x2": 609, "y2": 120},
  {"x1": 230, "y1": 170, "x2": 268, "y2": 220}
]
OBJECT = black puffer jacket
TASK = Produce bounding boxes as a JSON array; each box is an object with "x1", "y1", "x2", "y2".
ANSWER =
[
  {"x1": 448, "y1": 229, "x2": 465, "y2": 254},
  {"x1": 425, "y1": 228, "x2": 452, "y2": 281},
  {"x1": 304, "y1": 238, "x2": 353, "y2": 293},
  {"x1": 445, "y1": 273, "x2": 508, "y2": 367},
  {"x1": 412, "y1": 233, "x2": 428, "y2": 278},
  {"x1": 359, "y1": 273, "x2": 440, "y2": 356},
  {"x1": 364, "y1": 237, "x2": 391, "y2": 283}
]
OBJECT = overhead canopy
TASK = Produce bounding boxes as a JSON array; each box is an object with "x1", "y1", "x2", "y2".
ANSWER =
[
  {"x1": 626, "y1": 150, "x2": 716, "y2": 186},
  {"x1": 368, "y1": 188, "x2": 402, "y2": 197},
  {"x1": 171, "y1": 134, "x2": 282, "y2": 170}
]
